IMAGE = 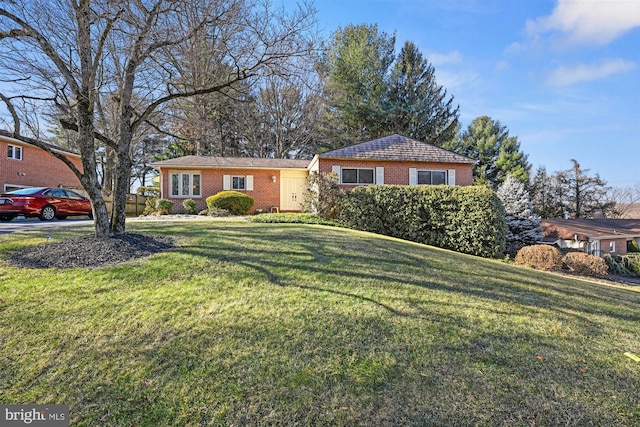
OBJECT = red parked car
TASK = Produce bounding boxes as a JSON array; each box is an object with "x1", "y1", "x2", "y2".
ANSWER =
[{"x1": 0, "y1": 187, "x2": 93, "y2": 222}]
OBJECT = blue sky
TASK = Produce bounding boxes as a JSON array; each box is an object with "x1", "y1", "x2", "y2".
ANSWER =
[{"x1": 298, "y1": 0, "x2": 640, "y2": 187}]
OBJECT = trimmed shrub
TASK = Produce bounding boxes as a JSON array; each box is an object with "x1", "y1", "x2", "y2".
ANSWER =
[
  {"x1": 514, "y1": 245, "x2": 563, "y2": 271},
  {"x1": 206, "y1": 191, "x2": 253, "y2": 215},
  {"x1": 142, "y1": 197, "x2": 173, "y2": 215},
  {"x1": 155, "y1": 199, "x2": 173, "y2": 215},
  {"x1": 563, "y1": 252, "x2": 608, "y2": 277},
  {"x1": 337, "y1": 185, "x2": 507, "y2": 258},
  {"x1": 183, "y1": 198, "x2": 197, "y2": 215}
]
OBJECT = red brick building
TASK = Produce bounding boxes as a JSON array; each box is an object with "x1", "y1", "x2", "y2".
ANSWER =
[
  {"x1": 541, "y1": 218, "x2": 640, "y2": 256},
  {"x1": 151, "y1": 134, "x2": 476, "y2": 213},
  {"x1": 0, "y1": 130, "x2": 83, "y2": 193}
]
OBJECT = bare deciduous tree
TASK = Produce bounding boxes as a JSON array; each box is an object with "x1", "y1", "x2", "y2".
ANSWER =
[{"x1": 0, "y1": 0, "x2": 317, "y2": 237}]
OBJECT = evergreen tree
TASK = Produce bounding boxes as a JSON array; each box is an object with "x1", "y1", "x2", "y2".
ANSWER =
[
  {"x1": 529, "y1": 166, "x2": 564, "y2": 218},
  {"x1": 453, "y1": 116, "x2": 530, "y2": 187},
  {"x1": 321, "y1": 26, "x2": 459, "y2": 149},
  {"x1": 562, "y1": 159, "x2": 612, "y2": 218},
  {"x1": 323, "y1": 24, "x2": 396, "y2": 146},
  {"x1": 386, "y1": 41, "x2": 459, "y2": 146},
  {"x1": 496, "y1": 175, "x2": 543, "y2": 256}
]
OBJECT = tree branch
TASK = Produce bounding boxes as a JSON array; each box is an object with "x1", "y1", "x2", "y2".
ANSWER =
[{"x1": 0, "y1": 92, "x2": 21, "y2": 136}]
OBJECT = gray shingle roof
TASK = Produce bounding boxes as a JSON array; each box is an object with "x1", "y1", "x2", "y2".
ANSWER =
[
  {"x1": 151, "y1": 155, "x2": 311, "y2": 169},
  {"x1": 319, "y1": 134, "x2": 476, "y2": 164},
  {"x1": 542, "y1": 219, "x2": 640, "y2": 241}
]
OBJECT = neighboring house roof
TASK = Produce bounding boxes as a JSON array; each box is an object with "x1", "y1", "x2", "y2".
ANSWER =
[
  {"x1": 151, "y1": 155, "x2": 311, "y2": 170},
  {"x1": 541, "y1": 219, "x2": 640, "y2": 242},
  {"x1": 0, "y1": 129, "x2": 80, "y2": 157},
  {"x1": 318, "y1": 134, "x2": 476, "y2": 164}
]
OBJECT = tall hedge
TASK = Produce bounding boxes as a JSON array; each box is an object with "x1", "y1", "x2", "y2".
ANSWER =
[{"x1": 337, "y1": 185, "x2": 507, "y2": 258}]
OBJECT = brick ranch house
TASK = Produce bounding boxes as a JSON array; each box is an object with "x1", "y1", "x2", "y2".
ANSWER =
[
  {"x1": 151, "y1": 134, "x2": 476, "y2": 213},
  {"x1": 541, "y1": 218, "x2": 640, "y2": 256},
  {"x1": 0, "y1": 130, "x2": 83, "y2": 193}
]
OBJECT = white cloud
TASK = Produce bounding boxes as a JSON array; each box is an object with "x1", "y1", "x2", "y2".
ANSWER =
[
  {"x1": 546, "y1": 59, "x2": 636, "y2": 86},
  {"x1": 527, "y1": 0, "x2": 640, "y2": 47},
  {"x1": 427, "y1": 50, "x2": 462, "y2": 66},
  {"x1": 495, "y1": 60, "x2": 510, "y2": 71}
]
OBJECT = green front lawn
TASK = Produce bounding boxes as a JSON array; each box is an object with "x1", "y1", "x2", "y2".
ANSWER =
[{"x1": 1, "y1": 219, "x2": 638, "y2": 426}]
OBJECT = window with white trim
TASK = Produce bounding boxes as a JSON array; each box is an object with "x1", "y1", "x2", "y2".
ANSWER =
[
  {"x1": 7, "y1": 144, "x2": 22, "y2": 160},
  {"x1": 417, "y1": 170, "x2": 446, "y2": 185},
  {"x1": 609, "y1": 241, "x2": 616, "y2": 253},
  {"x1": 170, "y1": 171, "x2": 201, "y2": 197},
  {"x1": 341, "y1": 168, "x2": 374, "y2": 184},
  {"x1": 232, "y1": 176, "x2": 246, "y2": 190}
]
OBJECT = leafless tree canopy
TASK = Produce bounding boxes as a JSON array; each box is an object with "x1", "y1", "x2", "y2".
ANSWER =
[{"x1": 0, "y1": 0, "x2": 318, "y2": 237}]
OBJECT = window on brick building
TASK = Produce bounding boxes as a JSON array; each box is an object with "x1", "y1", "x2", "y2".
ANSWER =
[
  {"x1": 7, "y1": 144, "x2": 22, "y2": 160},
  {"x1": 170, "y1": 171, "x2": 201, "y2": 197},
  {"x1": 341, "y1": 168, "x2": 374, "y2": 184},
  {"x1": 417, "y1": 170, "x2": 447, "y2": 185}
]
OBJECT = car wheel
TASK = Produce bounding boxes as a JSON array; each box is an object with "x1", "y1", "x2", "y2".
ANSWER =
[
  {"x1": 0, "y1": 214, "x2": 15, "y2": 222},
  {"x1": 39, "y1": 205, "x2": 56, "y2": 221}
]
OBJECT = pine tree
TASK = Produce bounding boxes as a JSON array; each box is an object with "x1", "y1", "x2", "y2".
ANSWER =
[
  {"x1": 453, "y1": 116, "x2": 530, "y2": 187},
  {"x1": 496, "y1": 175, "x2": 543, "y2": 256}
]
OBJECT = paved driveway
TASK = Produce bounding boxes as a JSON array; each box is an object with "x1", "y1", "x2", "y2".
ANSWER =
[{"x1": 0, "y1": 217, "x2": 94, "y2": 235}]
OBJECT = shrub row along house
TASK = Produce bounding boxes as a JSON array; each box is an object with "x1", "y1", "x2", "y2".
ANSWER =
[{"x1": 150, "y1": 134, "x2": 476, "y2": 213}]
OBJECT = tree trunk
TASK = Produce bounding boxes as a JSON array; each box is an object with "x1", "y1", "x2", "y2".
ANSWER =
[{"x1": 76, "y1": 112, "x2": 111, "y2": 237}]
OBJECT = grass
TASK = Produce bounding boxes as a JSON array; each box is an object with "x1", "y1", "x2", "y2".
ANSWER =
[{"x1": 1, "y1": 219, "x2": 639, "y2": 426}]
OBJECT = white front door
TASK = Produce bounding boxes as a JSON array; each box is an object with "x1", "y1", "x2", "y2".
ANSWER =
[{"x1": 280, "y1": 171, "x2": 308, "y2": 211}]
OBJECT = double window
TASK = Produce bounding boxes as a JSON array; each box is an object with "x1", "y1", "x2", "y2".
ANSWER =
[
  {"x1": 7, "y1": 144, "x2": 22, "y2": 160},
  {"x1": 417, "y1": 170, "x2": 446, "y2": 185},
  {"x1": 170, "y1": 172, "x2": 201, "y2": 197},
  {"x1": 341, "y1": 168, "x2": 375, "y2": 185}
]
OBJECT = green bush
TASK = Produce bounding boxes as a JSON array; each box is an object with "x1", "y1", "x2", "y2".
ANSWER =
[
  {"x1": 207, "y1": 207, "x2": 230, "y2": 217},
  {"x1": 155, "y1": 199, "x2": 173, "y2": 215},
  {"x1": 301, "y1": 171, "x2": 342, "y2": 219},
  {"x1": 604, "y1": 253, "x2": 640, "y2": 276},
  {"x1": 623, "y1": 253, "x2": 640, "y2": 274},
  {"x1": 143, "y1": 196, "x2": 158, "y2": 216},
  {"x1": 562, "y1": 252, "x2": 608, "y2": 277},
  {"x1": 603, "y1": 254, "x2": 634, "y2": 276},
  {"x1": 336, "y1": 185, "x2": 507, "y2": 258},
  {"x1": 183, "y1": 198, "x2": 197, "y2": 215},
  {"x1": 206, "y1": 191, "x2": 254, "y2": 215},
  {"x1": 514, "y1": 245, "x2": 563, "y2": 271}
]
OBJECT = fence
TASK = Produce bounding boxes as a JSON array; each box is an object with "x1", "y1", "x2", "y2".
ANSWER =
[
  {"x1": 61, "y1": 186, "x2": 147, "y2": 217},
  {"x1": 103, "y1": 193, "x2": 147, "y2": 217}
]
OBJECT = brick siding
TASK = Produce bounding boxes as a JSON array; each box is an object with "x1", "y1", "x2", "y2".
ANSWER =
[
  {"x1": 0, "y1": 136, "x2": 83, "y2": 192},
  {"x1": 318, "y1": 158, "x2": 474, "y2": 188},
  {"x1": 161, "y1": 168, "x2": 283, "y2": 213}
]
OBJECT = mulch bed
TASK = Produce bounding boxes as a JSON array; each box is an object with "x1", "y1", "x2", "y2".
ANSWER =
[{"x1": 6, "y1": 233, "x2": 175, "y2": 269}]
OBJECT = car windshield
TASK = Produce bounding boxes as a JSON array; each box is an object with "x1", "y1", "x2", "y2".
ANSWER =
[{"x1": 6, "y1": 187, "x2": 43, "y2": 195}]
